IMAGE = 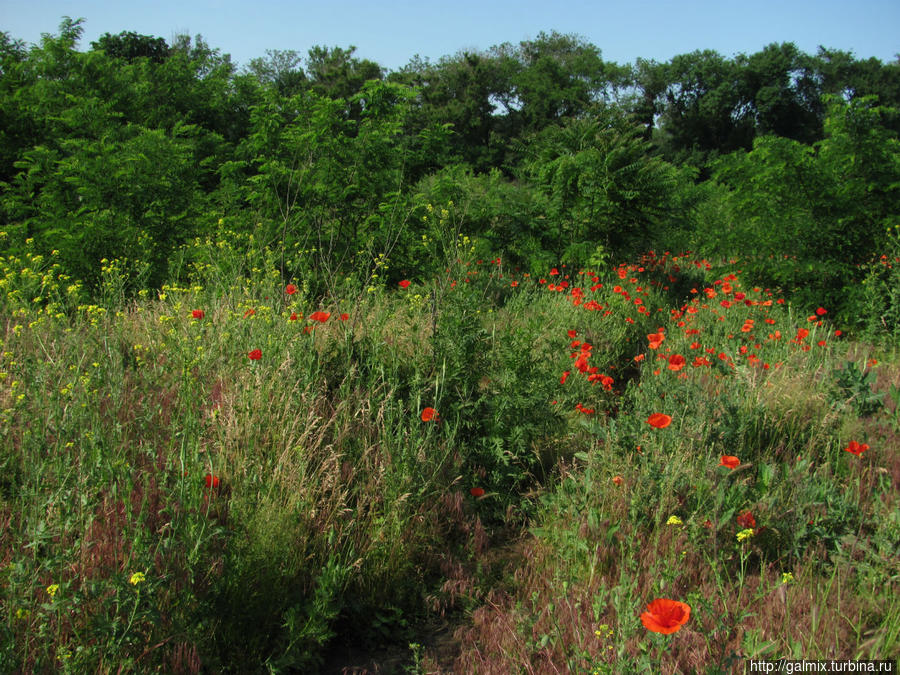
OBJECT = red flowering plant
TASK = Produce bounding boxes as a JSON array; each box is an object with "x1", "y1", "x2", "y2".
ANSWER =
[
  {"x1": 646, "y1": 413, "x2": 672, "y2": 429},
  {"x1": 718, "y1": 455, "x2": 740, "y2": 469},
  {"x1": 640, "y1": 598, "x2": 691, "y2": 634},
  {"x1": 843, "y1": 440, "x2": 869, "y2": 457}
]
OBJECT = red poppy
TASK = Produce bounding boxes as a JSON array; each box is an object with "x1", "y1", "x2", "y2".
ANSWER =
[
  {"x1": 248, "y1": 349, "x2": 262, "y2": 361},
  {"x1": 243, "y1": 308, "x2": 256, "y2": 318},
  {"x1": 560, "y1": 371, "x2": 570, "y2": 384},
  {"x1": 816, "y1": 307, "x2": 827, "y2": 316},
  {"x1": 567, "y1": 329, "x2": 577, "y2": 338},
  {"x1": 204, "y1": 474, "x2": 220, "y2": 489},
  {"x1": 843, "y1": 440, "x2": 869, "y2": 456},
  {"x1": 339, "y1": 313, "x2": 350, "y2": 321},
  {"x1": 736, "y1": 510, "x2": 756, "y2": 529},
  {"x1": 289, "y1": 312, "x2": 298, "y2": 321},
  {"x1": 285, "y1": 284, "x2": 297, "y2": 295},
  {"x1": 718, "y1": 455, "x2": 740, "y2": 469},
  {"x1": 646, "y1": 413, "x2": 672, "y2": 429},
  {"x1": 192, "y1": 309, "x2": 205, "y2": 319},
  {"x1": 647, "y1": 332, "x2": 665, "y2": 349},
  {"x1": 398, "y1": 280, "x2": 411, "y2": 289},
  {"x1": 640, "y1": 598, "x2": 691, "y2": 634},
  {"x1": 612, "y1": 475, "x2": 623, "y2": 486},
  {"x1": 309, "y1": 311, "x2": 330, "y2": 323},
  {"x1": 470, "y1": 487, "x2": 485, "y2": 497},
  {"x1": 667, "y1": 354, "x2": 686, "y2": 371},
  {"x1": 421, "y1": 407, "x2": 438, "y2": 422}
]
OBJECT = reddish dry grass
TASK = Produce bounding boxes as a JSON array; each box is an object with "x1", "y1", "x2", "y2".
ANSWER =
[{"x1": 439, "y1": 493, "x2": 898, "y2": 674}]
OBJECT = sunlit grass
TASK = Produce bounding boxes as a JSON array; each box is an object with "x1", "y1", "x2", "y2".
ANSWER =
[{"x1": 1, "y1": 242, "x2": 897, "y2": 673}]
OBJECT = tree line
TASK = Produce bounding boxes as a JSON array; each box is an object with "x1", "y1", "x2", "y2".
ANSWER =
[{"x1": 1, "y1": 18, "x2": 898, "y2": 330}]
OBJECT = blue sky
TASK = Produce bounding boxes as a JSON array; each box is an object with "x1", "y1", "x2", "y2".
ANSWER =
[{"x1": 2, "y1": 0, "x2": 898, "y2": 71}]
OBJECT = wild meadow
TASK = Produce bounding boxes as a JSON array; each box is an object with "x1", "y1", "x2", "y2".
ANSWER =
[
  {"x1": 2, "y1": 20, "x2": 900, "y2": 673},
  {"x1": 1, "y1": 231, "x2": 898, "y2": 673}
]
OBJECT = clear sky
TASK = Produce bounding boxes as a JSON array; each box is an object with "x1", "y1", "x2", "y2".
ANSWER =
[{"x1": 2, "y1": 0, "x2": 898, "y2": 71}]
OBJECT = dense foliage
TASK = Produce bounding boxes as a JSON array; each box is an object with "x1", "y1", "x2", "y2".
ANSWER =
[
  {"x1": 2, "y1": 18, "x2": 898, "y2": 332},
  {"x1": 1, "y1": 18, "x2": 899, "y2": 673}
]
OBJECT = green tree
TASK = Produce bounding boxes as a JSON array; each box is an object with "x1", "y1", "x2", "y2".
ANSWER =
[
  {"x1": 657, "y1": 49, "x2": 754, "y2": 166},
  {"x1": 245, "y1": 49, "x2": 307, "y2": 96},
  {"x1": 737, "y1": 42, "x2": 822, "y2": 143},
  {"x1": 91, "y1": 31, "x2": 170, "y2": 63},
  {"x1": 708, "y1": 95, "x2": 900, "y2": 316},
  {"x1": 510, "y1": 31, "x2": 623, "y2": 133},
  {"x1": 241, "y1": 80, "x2": 419, "y2": 287},
  {"x1": 305, "y1": 45, "x2": 383, "y2": 100},
  {"x1": 391, "y1": 50, "x2": 515, "y2": 174},
  {"x1": 522, "y1": 108, "x2": 680, "y2": 262}
]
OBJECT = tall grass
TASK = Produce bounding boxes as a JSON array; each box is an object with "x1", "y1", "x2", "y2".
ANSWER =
[{"x1": 1, "y1": 239, "x2": 897, "y2": 673}]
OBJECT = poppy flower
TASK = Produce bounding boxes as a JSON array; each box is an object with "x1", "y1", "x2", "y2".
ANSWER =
[
  {"x1": 560, "y1": 371, "x2": 570, "y2": 384},
  {"x1": 736, "y1": 510, "x2": 756, "y2": 529},
  {"x1": 646, "y1": 413, "x2": 672, "y2": 429},
  {"x1": 398, "y1": 280, "x2": 411, "y2": 289},
  {"x1": 192, "y1": 309, "x2": 205, "y2": 319},
  {"x1": 309, "y1": 311, "x2": 330, "y2": 323},
  {"x1": 204, "y1": 474, "x2": 220, "y2": 489},
  {"x1": 248, "y1": 349, "x2": 262, "y2": 361},
  {"x1": 612, "y1": 475, "x2": 623, "y2": 486},
  {"x1": 816, "y1": 307, "x2": 827, "y2": 316},
  {"x1": 640, "y1": 598, "x2": 691, "y2": 635},
  {"x1": 718, "y1": 455, "x2": 740, "y2": 469},
  {"x1": 289, "y1": 312, "x2": 298, "y2": 321},
  {"x1": 667, "y1": 354, "x2": 686, "y2": 371},
  {"x1": 421, "y1": 407, "x2": 438, "y2": 422},
  {"x1": 647, "y1": 332, "x2": 665, "y2": 349},
  {"x1": 470, "y1": 487, "x2": 485, "y2": 497},
  {"x1": 339, "y1": 313, "x2": 350, "y2": 321},
  {"x1": 285, "y1": 284, "x2": 297, "y2": 295},
  {"x1": 843, "y1": 440, "x2": 869, "y2": 456}
]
